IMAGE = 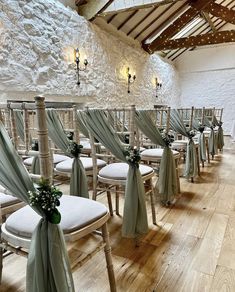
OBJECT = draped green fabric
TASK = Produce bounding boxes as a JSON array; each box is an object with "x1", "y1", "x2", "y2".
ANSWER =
[
  {"x1": 185, "y1": 140, "x2": 198, "y2": 178},
  {"x1": 31, "y1": 156, "x2": 40, "y2": 174},
  {"x1": 158, "y1": 147, "x2": 177, "y2": 203},
  {"x1": 46, "y1": 110, "x2": 88, "y2": 198},
  {"x1": 198, "y1": 132, "x2": 207, "y2": 162},
  {"x1": 76, "y1": 111, "x2": 90, "y2": 138},
  {"x1": 213, "y1": 115, "x2": 224, "y2": 150},
  {"x1": 14, "y1": 110, "x2": 25, "y2": 142},
  {"x1": 217, "y1": 125, "x2": 224, "y2": 150},
  {"x1": 0, "y1": 122, "x2": 74, "y2": 292},
  {"x1": 135, "y1": 110, "x2": 177, "y2": 203},
  {"x1": 209, "y1": 128, "x2": 216, "y2": 157},
  {"x1": 192, "y1": 119, "x2": 207, "y2": 162},
  {"x1": 169, "y1": 109, "x2": 198, "y2": 178},
  {"x1": 204, "y1": 117, "x2": 216, "y2": 156},
  {"x1": 79, "y1": 109, "x2": 148, "y2": 238},
  {"x1": 212, "y1": 115, "x2": 219, "y2": 126},
  {"x1": 214, "y1": 132, "x2": 218, "y2": 154}
]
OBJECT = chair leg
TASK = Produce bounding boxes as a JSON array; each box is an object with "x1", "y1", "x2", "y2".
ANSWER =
[
  {"x1": 115, "y1": 186, "x2": 120, "y2": 216},
  {"x1": 107, "y1": 191, "x2": 113, "y2": 216},
  {"x1": 175, "y1": 158, "x2": 180, "y2": 194},
  {"x1": 101, "y1": 223, "x2": 116, "y2": 292},
  {"x1": 149, "y1": 179, "x2": 156, "y2": 225},
  {"x1": 150, "y1": 191, "x2": 156, "y2": 225}
]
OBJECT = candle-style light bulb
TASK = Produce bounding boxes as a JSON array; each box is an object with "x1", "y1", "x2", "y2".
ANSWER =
[{"x1": 75, "y1": 48, "x2": 80, "y2": 60}]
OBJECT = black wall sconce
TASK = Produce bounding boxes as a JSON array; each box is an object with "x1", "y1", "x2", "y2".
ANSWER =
[
  {"x1": 127, "y1": 67, "x2": 136, "y2": 93},
  {"x1": 155, "y1": 77, "x2": 162, "y2": 98},
  {"x1": 74, "y1": 48, "x2": 88, "y2": 86}
]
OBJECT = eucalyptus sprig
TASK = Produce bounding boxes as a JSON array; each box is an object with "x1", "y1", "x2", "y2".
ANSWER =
[
  {"x1": 67, "y1": 141, "x2": 83, "y2": 158},
  {"x1": 161, "y1": 131, "x2": 174, "y2": 146},
  {"x1": 198, "y1": 124, "x2": 205, "y2": 133},
  {"x1": 187, "y1": 129, "x2": 197, "y2": 139},
  {"x1": 29, "y1": 178, "x2": 62, "y2": 224},
  {"x1": 124, "y1": 146, "x2": 141, "y2": 168}
]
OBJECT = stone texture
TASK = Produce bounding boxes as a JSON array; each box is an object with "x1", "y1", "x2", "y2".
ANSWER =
[{"x1": 0, "y1": 0, "x2": 180, "y2": 107}]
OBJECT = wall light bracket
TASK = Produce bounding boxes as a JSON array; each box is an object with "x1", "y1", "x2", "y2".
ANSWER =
[
  {"x1": 127, "y1": 67, "x2": 136, "y2": 93},
  {"x1": 74, "y1": 48, "x2": 88, "y2": 86}
]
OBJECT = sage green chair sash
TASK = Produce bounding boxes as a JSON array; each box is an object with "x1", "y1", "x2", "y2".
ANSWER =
[
  {"x1": 78, "y1": 109, "x2": 148, "y2": 238},
  {"x1": 0, "y1": 122, "x2": 74, "y2": 292},
  {"x1": 217, "y1": 125, "x2": 224, "y2": 150},
  {"x1": 204, "y1": 116, "x2": 216, "y2": 156},
  {"x1": 32, "y1": 155, "x2": 40, "y2": 174},
  {"x1": 46, "y1": 110, "x2": 88, "y2": 198},
  {"x1": 135, "y1": 110, "x2": 177, "y2": 203},
  {"x1": 213, "y1": 115, "x2": 224, "y2": 150},
  {"x1": 192, "y1": 118, "x2": 207, "y2": 162},
  {"x1": 76, "y1": 111, "x2": 90, "y2": 138},
  {"x1": 169, "y1": 109, "x2": 198, "y2": 178}
]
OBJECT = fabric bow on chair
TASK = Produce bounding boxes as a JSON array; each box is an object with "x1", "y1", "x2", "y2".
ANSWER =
[
  {"x1": 78, "y1": 109, "x2": 148, "y2": 238},
  {"x1": 46, "y1": 109, "x2": 88, "y2": 198},
  {"x1": 135, "y1": 110, "x2": 178, "y2": 204}
]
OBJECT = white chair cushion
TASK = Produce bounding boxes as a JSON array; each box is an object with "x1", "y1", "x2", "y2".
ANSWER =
[
  {"x1": 24, "y1": 154, "x2": 68, "y2": 166},
  {"x1": 0, "y1": 192, "x2": 21, "y2": 208},
  {"x1": 98, "y1": 162, "x2": 153, "y2": 180},
  {"x1": 80, "y1": 140, "x2": 91, "y2": 151},
  {"x1": 55, "y1": 157, "x2": 106, "y2": 173},
  {"x1": 5, "y1": 196, "x2": 108, "y2": 239},
  {"x1": 141, "y1": 148, "x2": 179, "y2": 158}
]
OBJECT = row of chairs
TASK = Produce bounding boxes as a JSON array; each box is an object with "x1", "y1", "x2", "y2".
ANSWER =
[{"x1": 0, "y1": 100, "x2": 224, "y2": 291}]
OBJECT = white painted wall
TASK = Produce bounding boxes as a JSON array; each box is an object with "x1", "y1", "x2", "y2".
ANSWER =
[
  {"x1": 175, "y1": 44, "x2": 235, "y2": 134},
  {"x1": 0, "y1": 0, "x2": 180, "y2": 108}
]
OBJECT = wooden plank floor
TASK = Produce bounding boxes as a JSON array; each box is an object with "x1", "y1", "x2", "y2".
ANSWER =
[{"x1": 1, "y1": 138, "x2": 235, "y2": 292}]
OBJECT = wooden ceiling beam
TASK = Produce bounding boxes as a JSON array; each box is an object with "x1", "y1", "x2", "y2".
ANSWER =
[
  {"x1": 170, "y1": 1, "x2": 235, "y2": 60},
  {"x1": 117, "y1": 10, "x2": 139, "y2": 30},
  {"x1": 77, "y1": 0, "x2": 114, "y2": 21},
  {"x1": 142, "y1": 0, "x2": 214, "y2": 53},
  {"x1": 100, "y1": 0, "x2": 184, "y2": 16},
  {"x1": 202, "y1": 2, "x2": 235, "y2": 25},
  {"x1": 141, "y1": 1, "x2": 187, "y2": 42},
  {"x1": 201, "y1": 11, "x2": 217, "y2": 32},
  {"x1": 153, "y1": 30, "x2": 235, "y2": 51},
  {"x1": 134, "y1": 2, "x2": 176, "y2": 40},
  {"x1": 126, "y1": 6, "x2": 158, "y2": 36}
]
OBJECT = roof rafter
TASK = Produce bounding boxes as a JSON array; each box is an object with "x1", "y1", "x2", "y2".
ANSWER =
[
  {"x1": 100, "y1": 0, "x2": 184, "y2": 16},
  {"x1": 169, "y1": 1, "x2": 235, "y2": 60},
  {"x1": 141, "y1": 1, "x2": 187, "y2": 42},
  {"x1": 117, "y1": 10, "x2": 139, "y2": 30},
  {"x1": 201, "y1": 11, "x2": 217, "y2": 32},
  {"x1": 134, "y1": 2, "x2": 176, "y2": 39},
  {"x1": 153, "y1": 30, "x2": 235, "y2": 51},
  {"x1": 202, "y1": 2, "x2": 235, "y2": 25},
  {"x1": 77, "y1": 0, "x2": 114, "y2": 21},
  {"x1": 142, "y1": 0, "x2": 214, "y2": 53},
  {"x1": 167, "y1": 0, "x2": 234, "y2": 60}
]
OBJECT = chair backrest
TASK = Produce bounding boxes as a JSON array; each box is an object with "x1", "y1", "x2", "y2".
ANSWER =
[
  {"x1": 0, "y1": 104, "x2": 12, "y2": 139},
  {"x1": 178, "y1": 107, "x2": 194, "y2": 129},
  {"x1": 214, "y1": 108, "x2": 223, "y2": 122},
  {"x1": 106, "y1": 105, "x2": 136, "y2": 147},
  {"x1": 136, "y1": 107, "x2": 171, "y2": 147},
  {"x1": 4, "y1": 99, "x2": 52, "y2": 182}
]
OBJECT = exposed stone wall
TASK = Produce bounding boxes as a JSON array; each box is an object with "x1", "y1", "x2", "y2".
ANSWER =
[
  {"x1": 0, "y1": 0, "x2": 180, "y2": 107},
  {"x1": 175, "y1": 44, "x2": 235, "y2": 134}
]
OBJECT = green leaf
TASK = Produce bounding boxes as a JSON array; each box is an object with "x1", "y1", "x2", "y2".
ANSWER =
[{"x1": 47, "y1": 209, "x2": 61, "y2": 224}]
